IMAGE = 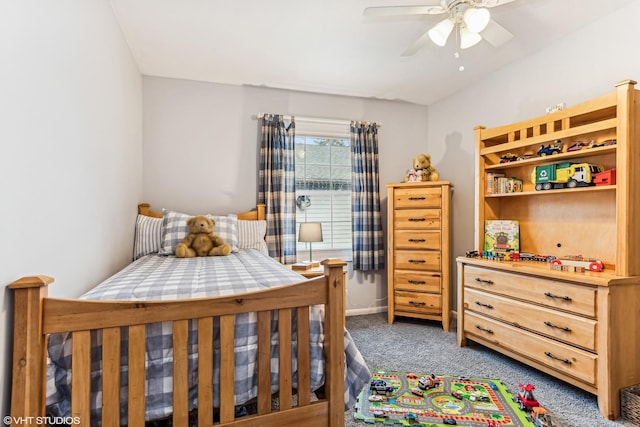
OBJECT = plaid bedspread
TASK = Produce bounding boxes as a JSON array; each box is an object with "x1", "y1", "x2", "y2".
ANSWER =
[{"x1": 46, "y1": 250, "x2": 370, "y2": 423}]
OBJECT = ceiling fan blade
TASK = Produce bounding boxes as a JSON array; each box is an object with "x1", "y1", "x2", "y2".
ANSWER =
[
  {"x1": 401, "y1": 29, "x2": 433, "y2": 56},
  {"x1": 481, "y1": 19, "x2": 513, "y2": 46},
  {"x1": 363, "y1": 5, "x2": 446, "y2": 17},
  {"x1": 477, "y1": 0, "x2": 517, "y2": 7}
]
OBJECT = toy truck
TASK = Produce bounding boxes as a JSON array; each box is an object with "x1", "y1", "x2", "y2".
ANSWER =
[
  {"x1": 370, "y1": 379, "x2": 394, "y2": 396},
  {"x1": 531, "y1": 406, "x2": 554, "y2": 427},
  {"x1": 531, "y1": 162, "x2": 602, "y2": 191}
]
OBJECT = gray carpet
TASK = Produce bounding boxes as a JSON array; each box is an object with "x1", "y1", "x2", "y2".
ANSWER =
[{"x1": 344, "y1": 313, "x2": 637, "y2": 427}]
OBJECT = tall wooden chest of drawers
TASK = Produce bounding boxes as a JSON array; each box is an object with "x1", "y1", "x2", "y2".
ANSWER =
[{"x1": 387, "y1": 182, "x2": 451, "y2": 331}]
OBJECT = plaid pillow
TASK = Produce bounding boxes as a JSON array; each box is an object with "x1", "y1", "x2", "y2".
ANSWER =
[
  {"x1": 133, "y1": 215, "x2": 163, "y2": 260},
  {"x1": 159, "y1": 209, "x2": 239, "y2": 255},
  {"x1": 237, "y1": 220, "x2": 269, "y2": 255}
]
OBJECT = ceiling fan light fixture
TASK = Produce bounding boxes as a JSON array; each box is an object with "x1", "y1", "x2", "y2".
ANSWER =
[
  {"x1": 459, "y1": 25, "x2": 482, "y2": 49},
  {"x1": 428, "y1": 18, "x2": 454, "y2": 46},
  {"x1": 463, "y1": 7, "x2": 490, "y2": 33}
]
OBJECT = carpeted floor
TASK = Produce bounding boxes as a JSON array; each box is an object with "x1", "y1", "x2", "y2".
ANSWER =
[{"x1": 344, "y1": 313, "x2": 637, "y2": 427}]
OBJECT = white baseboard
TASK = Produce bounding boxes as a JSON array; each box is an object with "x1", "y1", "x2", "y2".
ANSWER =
[{"x1": 346, "y1": 306, "x2": 387, "y2": 317}]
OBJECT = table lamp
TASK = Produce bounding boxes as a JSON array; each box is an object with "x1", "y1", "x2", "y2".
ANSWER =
[{"x1": 298, "y1": 222, "x2": 323, "y2": 267}]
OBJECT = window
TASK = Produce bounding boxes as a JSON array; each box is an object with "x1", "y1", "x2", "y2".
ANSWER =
[{"x1": 295, "y1": 128, "x2": 352, "y2": 258}]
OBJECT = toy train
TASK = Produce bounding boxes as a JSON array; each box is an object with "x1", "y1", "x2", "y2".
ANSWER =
[{"x1": 467, "y1": 250, "x2": 604, "y2": 272}]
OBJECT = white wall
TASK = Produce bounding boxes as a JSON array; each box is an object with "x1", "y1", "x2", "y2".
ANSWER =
[
  {"x1": 0, "y1": 2, "x2": 142, "y2": 414},
  {"x1": 426, "y1": 0, "x2": 640, "y2": 312},
  {"x1": 142, "y1": 76, "x2": 430, "y2": 315}
]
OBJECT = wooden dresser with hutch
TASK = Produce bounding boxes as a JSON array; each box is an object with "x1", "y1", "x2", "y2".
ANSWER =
[
  {"x1": 457, "y1": 80, "x2": 640, "y2": 419},
  {"x1": 387, "y1": 181, "x2": 452, "y2": 331}
]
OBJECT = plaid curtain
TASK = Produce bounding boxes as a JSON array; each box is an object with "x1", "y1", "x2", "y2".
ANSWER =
[
  {"x1": 350, "y1": 121, "x2": 385, "y2": 271},
  {"x1": 258, "y1": 114, "x2": 297, "y2": 264}
]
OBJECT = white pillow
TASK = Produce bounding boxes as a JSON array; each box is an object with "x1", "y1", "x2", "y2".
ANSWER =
[
  {"x1": 237, "y1": 220, "x2": 269, "y2": 255},
  {"x1": 159, "y1": 209, "x2": 239, "y2": 255},
  {"x1": 133, "y1": 215, "x2": 163, "y2": 260}
]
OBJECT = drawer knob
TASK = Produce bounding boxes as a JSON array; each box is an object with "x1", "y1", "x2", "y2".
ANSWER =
[
  {"x1": 408, "y1": 217, "x2": 426, "y2": 222},
  {"x1": 475, "y1": 325, "x2": 494, "y2": 334},
  {"x1": 544, "y1": 292, "x2": 572, "y2": 302},
  {"x1": 475, "y1": 301, "x2": 494, "y2": 309},
  {"x1": 408, "y1": 238, "x2": 426, "y2": 243},
  {"x1": 408, "y1": 196, "x2": 426, "y2": 200},
  {"x1": 544, "y1": 351, "x2": 572, "y2": 365},
  {"x1": 474, "y1": 277, "x2": 494, "y2": 285},
  {"x1": 409, "y1": 301, "x2": 426, "y2": 307},
  {"x1": 544, "y1": 321, "x2": 572, "y2": 332},
  {"x1": 408, "y1": 280, "x2": 426, "y2": 285},
  {"x1": 409, "y1": 259, "x2": 426, "y2": 264}
]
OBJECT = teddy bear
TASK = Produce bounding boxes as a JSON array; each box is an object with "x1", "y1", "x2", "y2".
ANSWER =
[
  {"x1": 412, "y1": 153, "x2": 440, "y2": 182},
  {"x1": 175, "y1": 215, "x2": 231, "y2": 258}
]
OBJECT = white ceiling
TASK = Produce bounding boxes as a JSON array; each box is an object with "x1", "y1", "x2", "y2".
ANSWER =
[{"x1": 109, "y1": 0, "x2": 636, "y2": 106}]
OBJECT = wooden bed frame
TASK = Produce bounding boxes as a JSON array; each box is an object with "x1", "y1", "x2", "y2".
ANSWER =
[{"x1": 9, "y1": 203, "x2": 347, "y2": 427}]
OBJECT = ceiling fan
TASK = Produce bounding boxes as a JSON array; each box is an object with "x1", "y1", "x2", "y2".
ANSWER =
[{"x1": 364, "y1": 0, "x2": 516, "y2": 56}]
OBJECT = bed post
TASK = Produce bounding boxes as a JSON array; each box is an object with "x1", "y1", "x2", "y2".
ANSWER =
[
  {"x1": 8, "y1": 276, "x2": 53, "y2": 424},
  {"x1": 322, "y1": 259, "x2": 347, "y2": 427}
]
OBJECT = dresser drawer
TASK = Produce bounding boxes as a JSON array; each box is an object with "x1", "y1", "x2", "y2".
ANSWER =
[
  {"x1": 465, "y1": 311, "x2": 597, "y2": 385},
  {"x1": 464, "y1": 288, "x2": 597, "y2": 351},
  {"x1": 394, "y1": 209, "x2": 441, "y2": 229},
  {"x1": 395, "y1": 291, "x2": 441, "y2": 314},
  {"x1": 395, "y1": 250, "x2": 441, "y2": 271},
  {"x1": 463, "y1": 266, "x2": 596, "y2": 318},
  {"x1": 394, "y1": 230, "x2": 441, "y2": 250},
  {"x1": 394, "y1": 187, "x2": 442, "y2": 209},
  {"x1": 395, "y1": 271, "x2": 441, "y2": 293}
]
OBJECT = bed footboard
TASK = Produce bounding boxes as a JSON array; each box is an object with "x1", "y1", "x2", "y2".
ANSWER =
[{"x1": 9, "y1": 260, "x2": 347, "y2": 427}]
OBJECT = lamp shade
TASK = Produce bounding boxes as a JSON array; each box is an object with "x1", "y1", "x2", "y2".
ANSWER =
[
  {"x1": 428, "y1": 18, "x2": 454, "y2": 47},
  {"x1": 298, "y1": 222, "x2": 323, "y2": 243},
  {"x1": 460, "y1": 25, "x2": 482, "y2": 49},
  {"x1": 463, "y1": 7, "x2": 490, "y2": 33}
]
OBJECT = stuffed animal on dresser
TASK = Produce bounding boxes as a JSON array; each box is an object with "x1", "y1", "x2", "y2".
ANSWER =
[
  {"x1": 412, "y1": 153, "x2": 440, "y2": 182},
  {"x1": 175, "y1": 215, "x2": 231, "y2": 257}
]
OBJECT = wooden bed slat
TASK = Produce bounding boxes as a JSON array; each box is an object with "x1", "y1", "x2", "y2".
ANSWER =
[
  {"x1": 197, "y1": 317, "x2": 214, "y2": 426},
  {"x1": 296, "y1": 306, "x2": 311, "y2": 407},
  {"x1": 102, "y1": 327, "x2": 121, "y2": 427},
  {"x1": 128, "y1": 325, "x2": 146, "y2": 426},
  {"x1": 257, "y1": 310, "x2": 272, "y2": 415},
  {"x1": 173, "y1": 320, "x2": 189, "y2": 427},
  {"x1": 71, "y1": 330, "x2": 91, "y2": 423},
  {"x1": 42, "y1": 283, "x2": 327, "y2": 334},
  {"x1": 278, "y1": 309, "x2": 293, "y2": 410},
  {"x1": 219, "y1": 315, "x2": 235, "y2": 423}
]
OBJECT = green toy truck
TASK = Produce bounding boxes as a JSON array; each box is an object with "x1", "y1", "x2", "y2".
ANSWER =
[{"x1": 531, "y1": 162, "x2": 602, "y2": 190}]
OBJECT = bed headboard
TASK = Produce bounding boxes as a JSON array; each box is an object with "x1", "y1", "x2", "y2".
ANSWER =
[{"x1": 138, "y1": 203, "x2": 266, "y2": 220}]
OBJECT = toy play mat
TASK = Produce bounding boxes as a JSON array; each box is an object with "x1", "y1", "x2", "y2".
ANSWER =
[{"x1": 354, "y1": 371, "x2": 536, "y2": 426}]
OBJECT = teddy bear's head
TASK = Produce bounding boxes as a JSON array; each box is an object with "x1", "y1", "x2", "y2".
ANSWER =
[
  {"x1": 187, "y1": 215, "x2": 215, "y2": 234},
  {"x1": 413, "y1": 153, "x2": 432, "y2": 171}
]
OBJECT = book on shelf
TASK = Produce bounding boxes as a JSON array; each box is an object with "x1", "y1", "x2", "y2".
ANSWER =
[
  {"x1": 487, "y1": 173, "x2": 523, "y2": 194},
  {"x1": 486, "y1": 172, "x2": 505, "y2": 194},
  {"x1": 484, "y1": 220, "x2": 520, "y2": 253}
]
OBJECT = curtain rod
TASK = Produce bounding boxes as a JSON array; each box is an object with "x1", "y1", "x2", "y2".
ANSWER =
[{"x1": 255, "y1": 113, "x2": 382, "y2": 127}]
